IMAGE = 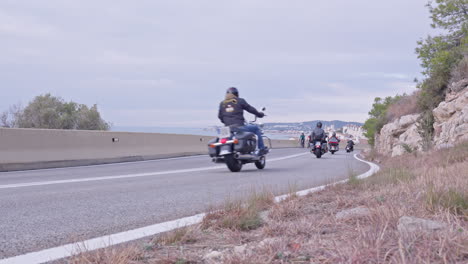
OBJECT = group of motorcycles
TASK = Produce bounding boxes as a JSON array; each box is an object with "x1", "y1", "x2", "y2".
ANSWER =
[
  {"x1": 207, "y1": 107, "x2": 356, "y2": 172},
  {"x1": 301, "y1": 137, "x2": 354, "y2": 159}
]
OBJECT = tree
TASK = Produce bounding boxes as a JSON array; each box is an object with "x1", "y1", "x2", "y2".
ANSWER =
[
  {"x1": 428, "y1": 0, "x2": 468, "y2": 33},
  {"x1": 363, "y1": 96, "x2": 401, "y2": 146},
  {"x1": 1, "y1": 94, "x2": 110, "y2": 130},
  {"x1": 0, "y1": 103, "x2": 22, "y2": 128}
]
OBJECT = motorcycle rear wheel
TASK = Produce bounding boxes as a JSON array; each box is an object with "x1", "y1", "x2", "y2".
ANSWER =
[
  {"x1": 224, "y1": 154, "x2": 243, "y2": 172},
  {"x1": 255, "y1": 156, "x2": 266, "y2": 169},
  {"x1": 315, "y1": 148, "x2": 322, "y2": 158}
]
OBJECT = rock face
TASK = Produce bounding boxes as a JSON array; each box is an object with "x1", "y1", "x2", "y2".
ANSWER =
[
  {"x1": 376, "y1": 114, "x2": 423, "y2": 157},
  {"x1": 397, "y1": 216, "x2": 446, "y2": 234},
  {"x1": 376, "y1": 83, "x2": 467, "y2": 156},
  {"x1": 433, "y1": 88, "x2": 468, "y2": 147}
]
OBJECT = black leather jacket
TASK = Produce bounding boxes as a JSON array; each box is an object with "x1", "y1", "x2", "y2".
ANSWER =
[
  {"x1": 218, "y1": 97, "x2": 263, "y2": 126},
  {"x1": 311, "y1": 127, "x2": 325, "y2": 141}
]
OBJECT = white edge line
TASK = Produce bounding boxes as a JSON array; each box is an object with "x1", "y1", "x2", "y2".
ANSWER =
[
  {"x1": 0, "y1": 153, "x2": 308, "y2": 189},
  {"x1": 0, "y1": 152, "x2": 379, "y2": 264}
]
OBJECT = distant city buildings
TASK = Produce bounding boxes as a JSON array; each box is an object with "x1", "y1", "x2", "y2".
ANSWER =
[{"x1": 342, "y1": 124, "x2": 365, "y2": 142}]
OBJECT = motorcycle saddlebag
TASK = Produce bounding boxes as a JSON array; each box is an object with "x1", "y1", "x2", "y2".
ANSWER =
[
  {"x1": 208, "y1": 138, "x2": 219, "y2": 157},
  {"x1": 234, "y1": 132, "x2": 256, "y2": 153}
]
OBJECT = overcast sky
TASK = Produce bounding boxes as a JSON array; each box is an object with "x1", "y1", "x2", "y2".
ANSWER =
[{"x1": 1, "y1": 0, "x2": 433, "y2": 127}]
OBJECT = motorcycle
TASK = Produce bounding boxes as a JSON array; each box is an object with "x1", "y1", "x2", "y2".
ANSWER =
[
  {"x1": 346, "y1": 143, "x2": 354, "y2": 153},
  {"x1": 329, "y1": 141, "x2": 339, "y2": 154},
  {"x1": 311, "y1": 139, "x2": 327, "y2": 158},
  {"x1": 207, "y1": 108, "x2": 271, "y2": 172}
]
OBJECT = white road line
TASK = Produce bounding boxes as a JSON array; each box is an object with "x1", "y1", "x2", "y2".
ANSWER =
[
  {"x1": 0, "y1": 152, "x2": 378, "y2": 264},
  {"x1": 0, "y1": 154, "x2": 208, "y2": 175},
  {"x1": 0, "y1": 153, "x2": 308, "y2": 189},
  {"x1": 274, "y1": 153, "x2": 380, "y2": 202},
  {"x1": 0, "y1": 213, "x2": 206, "y2": 264}
]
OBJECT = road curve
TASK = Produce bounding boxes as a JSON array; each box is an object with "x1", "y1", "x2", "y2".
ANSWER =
[{"x1": 0, "y1": 148, "x2": 369, "y2": 259}]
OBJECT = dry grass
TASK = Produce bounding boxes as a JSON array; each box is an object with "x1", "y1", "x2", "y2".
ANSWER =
[
  {"x1": 201, "y1": 189, "x2": 275, "y2": 232},
  {"x1": 386, "y1": 92, "x2": 421, "y2": 122},
  {"x1": 68, "y1": 245, "x2": 143, "y2": 264},
  {"x1": 153, "y1": 226, "x2": 200, "y2": 246},
  {"x1": 69, "y1": 143, "x2": 468, "y2": 263}
]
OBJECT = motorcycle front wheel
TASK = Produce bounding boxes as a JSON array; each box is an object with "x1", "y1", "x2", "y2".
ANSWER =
[{"x1": 224, "y1": 154, "x2": 243, "y2": 172}]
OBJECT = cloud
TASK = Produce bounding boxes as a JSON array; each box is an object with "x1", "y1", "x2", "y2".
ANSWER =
[
  {"x1": 0, "y1": 0, "x2": 433, "y2": 127},
  {"x1": 0, "y1": 11, "x2": 57, "y2": 38}
]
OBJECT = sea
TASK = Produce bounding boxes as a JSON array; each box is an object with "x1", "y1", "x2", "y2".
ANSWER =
[{"x1": 112, "y1": 126, "x2": 294, "y2": 140}]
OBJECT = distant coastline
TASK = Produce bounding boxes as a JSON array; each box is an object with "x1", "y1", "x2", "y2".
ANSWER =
[{"x1": 112, "y1": 126, "x2": 294, "y2": 140}]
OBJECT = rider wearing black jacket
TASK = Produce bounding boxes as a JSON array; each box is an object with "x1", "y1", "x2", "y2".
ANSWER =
[
  {"x1": 311, "y1": 122, "x2": 326, "y2": 141},
  {"x1": 311, "y1": 122, "x2": 328, "y2": 151},
  {"x1": 347, "y1": 139, "x2": 355, "y2": 151},
  {"x1": 218, "y1": 87, "x2": 267, "y2": 154},
  {"x1": 218, "y1": 90, "x2": 264, "y2": 126}
]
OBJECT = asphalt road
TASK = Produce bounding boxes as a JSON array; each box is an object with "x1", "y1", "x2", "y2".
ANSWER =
[{"x1": 0, "y1": 148, "x2": 369, "y2": 259}]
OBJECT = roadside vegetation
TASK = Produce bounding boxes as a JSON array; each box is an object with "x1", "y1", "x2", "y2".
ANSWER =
[
  {"x1": 0, "y1": 93, "x2": 110, "y2": 130},
  {"x1": 364, "y1": 0, "x2": 468, "y2": 148},
  {"x1": 69, "y1": 142, "x2": 467, "y2": 263}
]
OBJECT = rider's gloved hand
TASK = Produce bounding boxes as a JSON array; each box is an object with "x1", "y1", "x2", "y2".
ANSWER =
[{"x1": 258, "y1": 112, "x2": 265, "y2": 118}]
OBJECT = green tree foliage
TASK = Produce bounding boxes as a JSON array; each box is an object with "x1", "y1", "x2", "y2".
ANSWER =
[
  {"x1": 363, "y1": 96, "x2": 401, "y2": 146},
  {"x1": 1, "y1": 94, "x2": 110, "y2": 130}
]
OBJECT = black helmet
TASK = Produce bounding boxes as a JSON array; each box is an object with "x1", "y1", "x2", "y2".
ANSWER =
[
  {"x1": 317, "y1": 122, "x2": 322, "y2": 128},
  {"x1": 332, "y1": 132, "x2": 336, "y2": 137},
  {"x1": 226, "y1": 87, "x2": 239, "y2": 97}
]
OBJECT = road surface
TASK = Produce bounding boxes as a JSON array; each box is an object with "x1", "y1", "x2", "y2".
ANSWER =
[{"x1": 0, "y1": 148, "x2": 369, "y2": 259}]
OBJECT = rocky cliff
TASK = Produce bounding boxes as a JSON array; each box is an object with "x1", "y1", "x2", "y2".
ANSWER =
[
  {"x1": 376, "y1": 80, "x2": 467, "y2": 156},
  {"x1": 375, "y1": 114, "x2": 423, "y2": 156},
  {"x1": 433, "y1": 87, "x2": 468, "y2": 147}
]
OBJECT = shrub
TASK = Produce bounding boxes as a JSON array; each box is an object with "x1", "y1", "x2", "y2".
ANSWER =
[
  {"x1": 385, "y1": 92, "x2": 420, "y2": 122},
  {"x1": 1, "y1": 93, "x2": 110, "y2": 130}
]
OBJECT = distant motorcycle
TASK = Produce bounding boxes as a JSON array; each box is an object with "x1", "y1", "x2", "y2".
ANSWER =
[
  {"x1": 208, "y1": 108, "x2": 271, "y2": 172},
  {"x1": 329, "y1": 141, "x2": 339, "y2": 155},
  {"x1": 346, "y1": 142, "x2": 354, "y2": 153}
]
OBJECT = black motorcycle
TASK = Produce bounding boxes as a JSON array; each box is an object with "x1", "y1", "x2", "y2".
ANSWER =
[
  {"x1": 208, "y1": 108, "x2": 271, "y2": 172},
  {"x1": 346, "y1": 142, "x2": 354, "y2": 153},
  {"x1": 311, "y1": 139, "x2": 327, "y2": 158}
]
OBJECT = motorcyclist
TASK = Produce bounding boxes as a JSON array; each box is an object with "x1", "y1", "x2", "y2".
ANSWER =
[
  {"x1": 299, "y1": 133, "x2": 305, "y2": 147},
  {"x1": 328, "y1": 132, "x2": 340, "y2": 150},
  {"x1": 347, "y1": 139, "x2": 355, "y2": 151},
  {"x1": 218, "y1": 87, "x2": 268, "y2": 155},
  {"x1": 310, "y1": 122, "x2": 328, "y2": 151}
]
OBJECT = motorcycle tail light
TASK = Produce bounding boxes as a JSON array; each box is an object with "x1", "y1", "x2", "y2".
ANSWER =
[
  {"x1": 220, "y1": 138, "x2": 228, "y2": 144},
  {"x1": 233, "y1": 139, "x2": 239, "y2": 144}
]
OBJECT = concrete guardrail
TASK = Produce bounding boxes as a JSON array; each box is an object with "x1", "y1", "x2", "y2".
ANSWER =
[{"x1": 0, "y1": 128, "x2": 297, "y2": 172}]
